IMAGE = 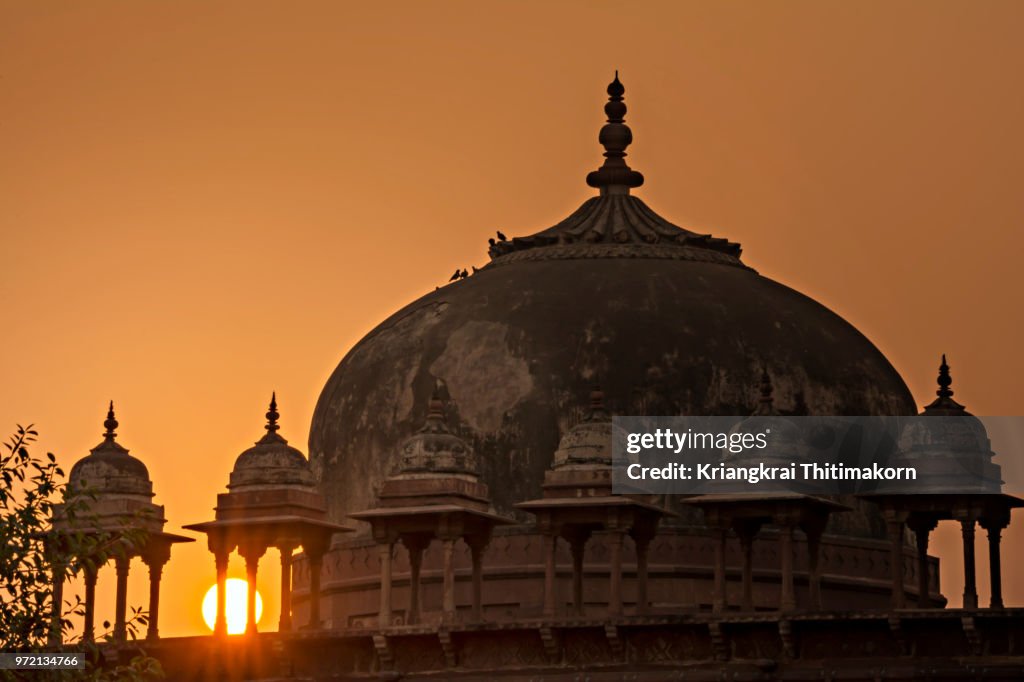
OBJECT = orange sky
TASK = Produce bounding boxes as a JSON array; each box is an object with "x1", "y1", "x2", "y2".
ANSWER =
[{"x1": 2, "y1": 1, "x2": 1023, "y2": 637}]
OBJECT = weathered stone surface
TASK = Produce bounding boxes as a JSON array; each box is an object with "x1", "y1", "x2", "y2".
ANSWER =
[
  {"x1": 141, "y1": 610, "x2": 1024, "y2": 681},
  {"x1": 310, "y1": 255, "x2": 915, "y2": 526}
]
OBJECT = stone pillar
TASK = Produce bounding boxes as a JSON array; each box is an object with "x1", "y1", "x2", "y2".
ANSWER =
[
  {"x1": 803, "y1": 519, "x2": 825, "y2": 610},
  {"x1": 980, "y1": 515, "x2": 1008, "y2": 609},
  {"x1": 567, "y1": 529, "x2": 590, "y2": 617},
  {"x1": 961, "y1": 518, "x2": 978, "y2": 610},
  {"x1": 114, "y1": 554, "x2": 130, "y2": 642},
  {"x1": 278, "y1": 544, "x2": 296, "y2": 632},
  {"x1": 608, "y1": 530, "x2": 625, "y2": 616},
  {"x1": 734, "y1": 520, "x2": 761, "y2": 612},
  {"x1": 213, "y1": 549, "x2": 229, "y2": 637},
  {"x1": 245, "y1": 554, "x2": 259, "y2": 634},
  {"x1": 777, "y1": 521, "x2": 796, "y2": 612},
  {"x1": 542, "y1": 530, "x2": 558, "y2": 618},
  {"x1": 83, "y1": 564, "x2": 98, "y2": 642},
  {"x1": 239, "y1": 544, "x2": 266, "y2": 635},
  {"x1": 142, "y1": 542, "x2": 171, "y2": 641},
  {"x1": 987, "y1": 524, "x2": 1003, "y2": 609},
  {"x1": 306, "y1": 543, "x2": 325, "y2": 629},
  {"x1": 466, "y1": 534, "x2": 490, "y2": 622},
  {"x1": 441, "y1": 536, "x2": 458, "y2": 621},
  {"x1": 711, "y1": 525, "x2": 728, "y2": 614},
  {"x1": 908, "y1": 515, "x2": 937, "y2": 608},
  {"x1": 885, "y1": 511, "x2": 908, "y2": 609},
  {"x1": 378, "y1": 540, "x2": 394, "y2": 627},
  {"x1": 49, "y1": 559, "x2": 65, "y2": 646},
  {"x1": 145, "y1": 560, "x2": 164, "y2": 640},
  {"x1": 403, "y1": 536, "x2": 428, "y2": 626},
  {"x1": 634, "y1": 534, "x2": 651, "y2": 615}
]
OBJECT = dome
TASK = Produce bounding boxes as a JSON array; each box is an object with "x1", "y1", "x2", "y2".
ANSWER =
[
  {"x1": 890, "y1": 355, "x2": 1001, "y2": 493},
  {"x1": 310, "y1": 76, "x2": 915, "y2": 526},
  {"x1": 228, "y1": 394, "x2": 316, "y2": 491},
  {"x1": 550, "y1": 388, "x2": 613, "y2": 469},
  {"x1": 68, "y1": 402, "x2": 153, "y2": 499},
  {"x1": 395, "y1": 383, "x2": 478, "y2": 476},
  {"x1": 725, "y1": 369, "x2": 809, "y2": 470}
]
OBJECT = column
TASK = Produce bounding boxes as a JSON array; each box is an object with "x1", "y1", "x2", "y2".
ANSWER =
[
  {"x1": 608, "y1": 530, "x2": 625, "y2": 616},
  {"x1": 49, "y1": 559, "x2": 65, "y2": 645},
  {"x1": 980, "y1": 516, "x2": 1007, "y2": 609},
  {"x1": 145, "y1": 560, "x2": 165, "y2": 640},
  {"x1": 306, "y1": 544, "x2": 325, "y2": 629},
  {"x1": 778, "y1": 522, "x2": 796, "y2": 612},
  {"x1": 885, "y1": 512, "x2": 907, "y2": 609},
  {"x1": 630, "y1": 522, "x2": 655, "y2": 614},
  {"x1": 567, "y1": 530, "x2": 590, "y2": 616},
  {"x1": 961, "y1": 519, "x2": 978, "y2": 610},
  {"x1": 735, "y1": 520, "x2": 761, "y2": 612},
  {"x1": 908, "y1": 515, "x2": 936, "y2": 608},
  {"x1": 542, "y1": 530, "x2": 558, "y2": 618},
  {"x1": 239, "y1": 545, "x2": 266, "y2": 635},
  {"x1": 466, "y1": 534, "x2": 490, "y2": 622},
  {"x1": 378, "y1": 541, "x2": 393, "y2": 627},
  {"x1": 803, "y1": 521, "x2": 825, "y2": 610},
  {"x1": 278, "y1": 544, "x2": 296, "y2": 632},
  {"x1": 114, "y1": 554, "x2": 130, "y2": 642},
  {"x1": 83, "y1": 564, "x2": 98, "y2": 642},
  {"x1": 214, "y1": 549, "x2": 230, "y2": 637},
  {"x1": 142, "y1": 543, "x2": 171, "y2": 641},
  {"x1": 441, "y1": 536, "x2": 457, "y2": 621},
  {"x1": 711, "y1": 525, "x2": 728, "y2": 614},
  {"x1": 403, "y1": 536, "x2": 428, "y2": 626}
]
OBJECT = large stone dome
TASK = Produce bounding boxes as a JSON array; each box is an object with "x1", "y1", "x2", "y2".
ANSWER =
[{"x1": 309, "y1": 76, "x2": 915, "y2": 526}]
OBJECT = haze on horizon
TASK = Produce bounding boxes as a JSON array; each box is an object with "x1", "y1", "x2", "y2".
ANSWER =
[{"x1": 2, "y1": 0, "x2": 1023, "y2": 637}]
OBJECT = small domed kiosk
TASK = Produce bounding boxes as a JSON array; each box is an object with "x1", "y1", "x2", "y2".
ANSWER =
[
  {"x1": 685, "y1": 373, "x2": 850, "y2": 615},
  {"x1": 52, "y1": 403, "x2": 193, "y2": 642},
  {"x1": 861, "y1": 356, "x2": 1023, "y2": 609},
  {"x1": 350, "y1": 383, "x2": 515, "y2": 628},
  {"x1": 517, "y1": 388, "x2": 672, "y2": 618},
  {"x1": 185, "y1": 395, "x2": 352, "y2": 634}
]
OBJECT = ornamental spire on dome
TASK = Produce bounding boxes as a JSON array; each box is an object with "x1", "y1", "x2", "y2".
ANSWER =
[
  {"x1": 586, "y1": 71, "x2": 644, "y2": 195},
  {"x1": 550, "y1": 386, "x2": 613, "y2": 469},
  {"x1": 923, "y1": 354, "x2": 969, "y2": 415},
  {"x1": 936, "y1": 354, "x2": 953, "y2": 400},
  {"x1": 103, "y1": 400, "x2": 118, "y2": 443},
  {"x1": 426, "y1": 381, "x2": 446, "y2": 424},
  {"x1": 487, "y1": 73, "x2": 743, "y2": 264},
  {"x1": 753, "y1": 367, "x2": 779, "y2": 416},
  {"x1": 396, "y1": 380, "x2": 478, "y2": 476},
  {"x1": 586, "y1": 386, "x2": 610, "y2": 422},
  {"x1": 90, "y1": 400, "x2": 130, "y2": 456},
  {"x1": 255, "y1": 392, "x2": 289, "y2": 446},
  {"x1": 266, "y1": 392, "x2": 280, "y2": 433}
]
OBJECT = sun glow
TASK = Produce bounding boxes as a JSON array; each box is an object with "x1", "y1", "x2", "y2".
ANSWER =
[{"x1": 201, "y1": 579, "x2": 263, "y2": 635}]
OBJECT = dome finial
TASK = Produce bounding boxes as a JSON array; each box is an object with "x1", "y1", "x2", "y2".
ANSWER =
[
  {"x1": 428, "y1": 380, "x2": 446, "y2": 421},
  {"x1": 103, "y1": 400, "x2": 118, "y2": 442},
  {"x1": 922, "y1": 354, "x2": 969, "y2": 415},
  {"x1": 936, "y1": 354, "x2": 953, "y2": 399},
  {"x1": 585, "y1": 72, "x2": 644, "y2": 195},
  {"x1": 754, "y1": 367, "x2": 779, "y2": 416},
  {"x1": 266, "y1": 392, "x2": 280, "y2": 433},
  {"x1": 587, "y1": 385, "x2": 610, "y2": 421}
]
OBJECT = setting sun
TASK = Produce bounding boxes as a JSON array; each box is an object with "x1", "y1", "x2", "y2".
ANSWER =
[{"x1": 201, "y1": 579, "x2": 263, "y2": 635}]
